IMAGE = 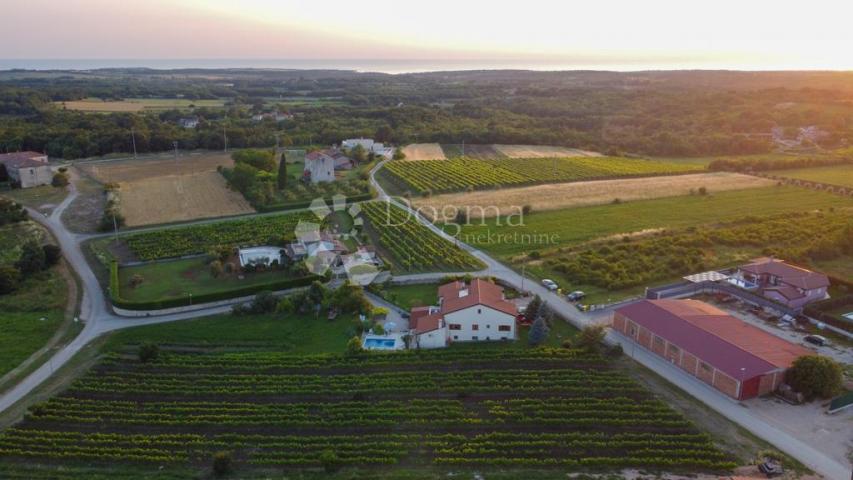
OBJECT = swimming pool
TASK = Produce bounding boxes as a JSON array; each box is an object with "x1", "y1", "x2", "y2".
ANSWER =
[
  {"x1": 362, "y1": 334, "x2": 404, "y2": 350},
  {"x1": 364, "y1": 338, "x2": 396, "y2": 349}
]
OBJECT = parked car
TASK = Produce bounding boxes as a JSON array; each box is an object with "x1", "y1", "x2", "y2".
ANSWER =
[
  {"x1": 566, "y1": 290, "x2": 585, "y2": 302},
  {"x1": 541, "y1": 279, "x2": 558, "y2": 291},
  {"x1": 804, "y1": 334, "x2": 828, "y2": 346}
]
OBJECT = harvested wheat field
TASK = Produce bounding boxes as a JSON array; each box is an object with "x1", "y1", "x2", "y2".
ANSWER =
[
  {"x1": 493, "y1": 144, "x2": 602, "y2": 158},
  {"x1": 79, "y1": 153, "x2": 253, "y2": 226},
  {"x1": 119, "y1": 171, "x2": 253, "y2": 226},
  {"x1": 79, "y1": 153, "x2": 235, "y2": 183},
  {"x1": 412, "y1": 172, "x2": 775, "y2": 221},
  {"x1": 401, "y1": 143, "x2": 447, "y2": 160}
]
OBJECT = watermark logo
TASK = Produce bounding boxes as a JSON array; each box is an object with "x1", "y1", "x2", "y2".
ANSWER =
[{"x1": 295, "y1": 194, "x2": 381, "y2": 285}]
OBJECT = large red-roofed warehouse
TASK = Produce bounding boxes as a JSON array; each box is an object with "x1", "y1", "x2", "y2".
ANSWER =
[{"x1": 612, "y1": 299, "x2": 811, "y2": 400}]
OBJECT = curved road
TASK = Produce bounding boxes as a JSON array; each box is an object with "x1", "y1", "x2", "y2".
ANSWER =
[{"x1": 0, "y1": 163, "x2": 847, "y2": 479}]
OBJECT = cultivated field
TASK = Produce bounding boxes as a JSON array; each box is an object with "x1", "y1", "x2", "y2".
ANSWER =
[
  {"x1": 401, "y1": 143, "x2": 446, "y2": 160},
  {"x1": 493, "y1": 144, "x2": 602, "y2": 158},
  {"x1": 0, "y1": 347, "x2": 736, "y2": 475},
  {"x1": 360, "y1": 201, "x2": 484, "y2": 272},
  {"x1": 440, "y1": 143, "x2": 504, "y2": 159},
  {"x1": 451, "y1": 186, "x2": 853, "y2": 257},
  {"x1": 80, "y1": 153, "x2": 254, "y2": 226},
  {"x1": 381, "y1": 157, "x2": 703, "y2": 194},
  {"x1": 56, "y1": 97, "x2": 225, "y2": 113},
  {"x1": 118, "y1": 172, "x2": 253, "y2": 227},
  {"x1": 415, "y1": 172, "x2": 774, "y2": 221},
  {"x1": 776, "y1": 164, "x2": 853, "y2": 187}
]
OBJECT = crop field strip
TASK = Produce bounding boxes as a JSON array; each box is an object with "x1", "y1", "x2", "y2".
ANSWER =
[
  {"x1": 381, "y1": 157, "x2": 703, "y2": 194},
  {"x1": 0, "y1": 349, "x2": 735, "y2": 471},
  {"x1": 360, "y1": 201, "x2": 484, "y2": 272},
  {"x1": 122, "y1": 210, "x2": 315, "y2": 261}
]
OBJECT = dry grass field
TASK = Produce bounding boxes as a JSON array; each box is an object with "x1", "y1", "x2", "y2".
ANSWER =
[
  {"x1": 119, "y1": 171, "x2": 253, "y2": 226},
  {"x1": 493, "y1": 144, "x2": 602, "y2": 158},
  {"x1": 401, "y1": 143, "x2": 446, "y2": 160},
  {"x1": 80, "y1": 153, "x2": 234, "y2": 183},
  {"x1": 412, "y1": 172, "x2": 774, "y2": 221},
  {"x1": 80, "y1": 153, "x2": 253, "y2": 226}
]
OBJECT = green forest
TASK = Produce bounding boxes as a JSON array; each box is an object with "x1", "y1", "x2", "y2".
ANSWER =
[{"x1": 3, "y1": 70, "x2": 853, "y2": 159}]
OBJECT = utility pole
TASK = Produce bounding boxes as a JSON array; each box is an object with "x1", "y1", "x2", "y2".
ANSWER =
[
  {"x1": 173, "y1": 141, "x2": 178, "y2": 160},
  {"x1": 223, "y1": 126, "x2": 227, "y2": 152},
  {"x1": 112, "y1": 212, "x2": 119, "y2": 242},
  {"x1": 130, "y1": 127, "x2": 137, "y2": 158},
  {"x1": 461, "y1": 139, "x2": 465, "y2": 156}
]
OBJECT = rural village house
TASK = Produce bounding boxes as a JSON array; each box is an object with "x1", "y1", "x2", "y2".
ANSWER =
[
  {"x1": 735, "y1": 258, "x2": 830, "y2": 310},
  {"x1": 0, "y1": 151, "x2": 52, "y2": 188},
  {"x1": 410, "y1": 279, "x2": 518, "y2": 349},
  {"x1": 303, "y1": 150, "x2": 342, "y2": 183},
  {"x1": 612, "y1": 299, "x2": 811, "y2": 400}
]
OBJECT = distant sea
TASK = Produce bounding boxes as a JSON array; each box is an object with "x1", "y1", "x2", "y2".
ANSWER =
[{"x1": 0, "y1": 58, "x2": 713, "y2": 74}]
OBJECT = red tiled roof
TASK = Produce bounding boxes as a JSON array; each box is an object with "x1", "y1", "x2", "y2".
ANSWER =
[
  {"x1": 741, "y1": 259, "x2": 829, "y2": 290},
  {"x1": 410, "y1": 308, "x2": 443, "y2": 333},
  {"x1": 0, "y1": 151, "x2": 47, "y2": 168},
  {"x1": 439, "y1": 278, "x2": 517, "y2": 317},
  {"x1": 616, "y1": 299, "x2": 810, "y2": 381}
]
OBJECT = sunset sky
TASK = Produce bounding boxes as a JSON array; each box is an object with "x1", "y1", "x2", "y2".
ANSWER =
[{"x1": 2, "y1": 0, "x2": 853, "y2": 70}]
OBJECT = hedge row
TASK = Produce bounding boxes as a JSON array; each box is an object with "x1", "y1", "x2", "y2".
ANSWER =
[
  {"x1": 255, "y1": 193, "x2": 374, "y2": 213},
  {"x1": 109, "y1": 261, "x2": 323, "y2": 311}
]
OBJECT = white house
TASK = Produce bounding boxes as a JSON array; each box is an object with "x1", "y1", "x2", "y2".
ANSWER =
[
  {"x1": 409, "y1": 278, "x2": 518, "y2": 348},
  {"x1": 304, "y1": 151, "x2": 335, "y2": 183},
  {"x1": 341, "y1": 138, "x2": 394, "y2": 159},
  {"x1": 0, "y1": 151, "x2": 52, "y2": 188},
  {"x1": 178, "y1": 117, "x2": 199, "y2": 129},
  {"x1": 237, "y1": 246, "x2": 284, "y2": 268}
]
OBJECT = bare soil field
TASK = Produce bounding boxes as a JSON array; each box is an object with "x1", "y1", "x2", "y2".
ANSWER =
[
  {"x1": 493, "y1": 144, "x2": 603, "y2": 158},
  {"x1": 78, "y1": 153, "x2": 234, "y2": 183},
  {"x1": 119, "y1": 171, "x2": 253, "y2": 226},
  {"x1": 79, "y1": 153, "x2": 253, "y2": 226},
  {"x1": 412, "y1": 172, "x2": 775, "y2": 221},
  {"x1": 401, "y1": 143, "x2": 446, "y2": 160}
]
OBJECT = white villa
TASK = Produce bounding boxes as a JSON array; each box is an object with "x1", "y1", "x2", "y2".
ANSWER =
[{"x1": 409, "y1": 279, "x2": 518, "y2": 349}]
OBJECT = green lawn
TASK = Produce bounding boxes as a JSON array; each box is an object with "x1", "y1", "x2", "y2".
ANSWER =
[
  {"x1": 117, "y1": 257, "x2": 301, "y2": 303},
  {"x1": 776, "y1": 164, "x2": 853, "y2": 187},
  {"x1": 105, "y1": 312, "x2": 358, "y2": 353},
  {"x1": 451, "y1": 186, "x2": 852, "y2": 258},
  {"x1": 1, "y1": 185, "x2": 68, "y2": 213},
  {"x1": 380, "y1": 283, "x2": 439, "y2": 310},
  {"x1": 0, "y1": 269, "x2": 68, "y2": 378}
]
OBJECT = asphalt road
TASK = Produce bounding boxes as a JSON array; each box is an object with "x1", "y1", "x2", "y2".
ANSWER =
[{"x1": 0, "y1": 164, "x2": 846, "y2": 479}]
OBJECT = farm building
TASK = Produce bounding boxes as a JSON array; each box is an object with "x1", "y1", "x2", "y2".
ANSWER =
[
  {"x1": 734, "y1": 258, "x2": 830, "y2": 310},
  {"x1": 409, "y1": 278, "x2": 518, "y2": 348},
  {"x1": 303, "y1": 150, "x2": 344, "y2": 182},
  {"x1": 341, "y1": 138, "x2": 394, "y2": 159},
  {"x1": 613, "y1": 299, "x2": 811, "y2": 400},
  {"x1": 0, "y1": 151, "x2": 52, "y2": 188}
]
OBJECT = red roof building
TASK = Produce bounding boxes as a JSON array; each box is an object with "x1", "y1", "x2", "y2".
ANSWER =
[
  {"x1": 737, "y1": 258, "x2": 830, "y2": 310},
  {"x1": 613, "y1": 299, "x2": 811, "y2": 400},
  {"x1": 409, "y1": 279, "x2": 518, "y2": 348}
]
